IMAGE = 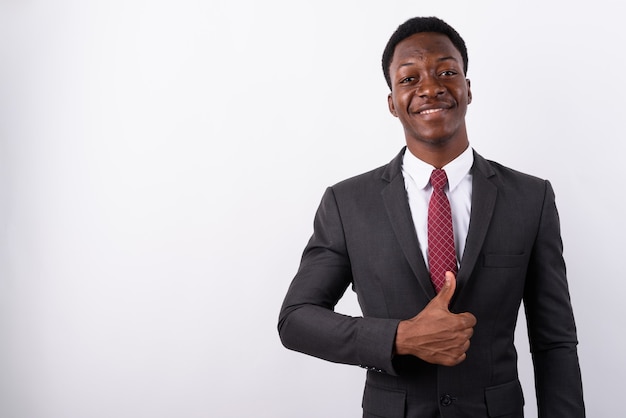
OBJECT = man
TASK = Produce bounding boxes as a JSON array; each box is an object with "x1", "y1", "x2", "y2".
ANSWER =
[{"x1": 278, "y1": 16, "x2": 584, "y2": 418}]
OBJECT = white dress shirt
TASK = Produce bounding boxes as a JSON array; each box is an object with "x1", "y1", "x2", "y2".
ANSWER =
[{"x1": 401, "y1": 146, "x2": 474, "y2": 267}]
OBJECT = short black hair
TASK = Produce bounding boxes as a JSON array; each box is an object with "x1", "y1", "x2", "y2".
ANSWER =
[{"x1": 382, "y1": 17, "x2": 468, "y2": 90}]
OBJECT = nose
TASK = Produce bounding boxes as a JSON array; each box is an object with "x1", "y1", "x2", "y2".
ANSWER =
[{"x1": 418, "y1": 75, "x2": 445, "y2": 98}]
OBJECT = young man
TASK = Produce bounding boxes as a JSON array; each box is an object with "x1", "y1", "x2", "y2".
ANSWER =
[{"x1": 278, "y1": 16, "x2": 584, "y2": 417}]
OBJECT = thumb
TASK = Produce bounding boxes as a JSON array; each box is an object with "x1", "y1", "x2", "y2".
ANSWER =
[{"x1": 434, "y1": 271, "x2": 457, "y2": 308}]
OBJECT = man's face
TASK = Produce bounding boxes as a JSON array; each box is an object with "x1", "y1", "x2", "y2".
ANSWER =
[{"x1": 387, "y1": 32, "x2": 472, "y2": 148}]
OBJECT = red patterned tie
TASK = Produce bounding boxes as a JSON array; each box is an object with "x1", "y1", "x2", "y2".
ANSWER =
[{"x1": 428, "y1": 169, "x2": 457, "y2": 292}]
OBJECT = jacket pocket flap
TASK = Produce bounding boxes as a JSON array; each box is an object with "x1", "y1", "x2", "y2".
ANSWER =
[
  {"x1": 362, "y1": 383, "x2": 405, "y2": 418},
  {"x1": 485, "y1": 379, "x2": 524, "y2": 417}
]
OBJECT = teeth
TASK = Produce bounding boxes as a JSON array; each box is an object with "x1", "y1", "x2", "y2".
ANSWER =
[{"x1": 420, "y1": 108, "x2": 443, "y2": 115}]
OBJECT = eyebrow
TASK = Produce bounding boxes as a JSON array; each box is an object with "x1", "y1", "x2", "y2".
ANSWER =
[
  {"x1": 398, "y1": 55, "x2": 459, "y2": 68},
  {"x1": 438, "y1": 56, "x2": 459, "y2": 64}
]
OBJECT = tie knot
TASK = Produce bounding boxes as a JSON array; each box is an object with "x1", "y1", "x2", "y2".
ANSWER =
[{"x1": 430, "y1": 169, "x2": 448, "y2": 190}]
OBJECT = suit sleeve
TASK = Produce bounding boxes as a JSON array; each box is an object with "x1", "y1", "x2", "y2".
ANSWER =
[
  {"x1": 524, "y1": 180, "x2": 585, "y2": 417},
  {"x1": 278, "y1": 187, "x2": 400, "y2": 375}
]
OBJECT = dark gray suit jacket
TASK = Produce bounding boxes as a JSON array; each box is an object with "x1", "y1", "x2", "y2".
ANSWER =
[{"x1": 278, "y1": 148, "x2": 584, "y2": 418}]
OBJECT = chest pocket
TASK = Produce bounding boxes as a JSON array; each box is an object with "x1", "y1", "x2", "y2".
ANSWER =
[{"x1": 483, "y1": 253, "x2": 525, "y2": 268}]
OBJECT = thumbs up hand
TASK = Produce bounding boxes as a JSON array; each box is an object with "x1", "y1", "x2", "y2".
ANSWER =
[{"x1": 394, "y1": 272, "x2": 477, "y2": 366}]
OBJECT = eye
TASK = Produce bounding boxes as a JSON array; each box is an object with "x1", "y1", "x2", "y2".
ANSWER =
[
  {"x1": 439, "y1": 70, "x2": 458, "y2": 77},
  {"x1": 400, "y1": 76, "x2": 415, "y2": 84}
]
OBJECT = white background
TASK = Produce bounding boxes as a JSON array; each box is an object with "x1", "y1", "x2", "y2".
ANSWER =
[{"x1": 1, "y1": 0, "x2": 624, "y2": 417}]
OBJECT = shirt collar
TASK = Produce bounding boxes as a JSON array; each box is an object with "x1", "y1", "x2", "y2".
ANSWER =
[{"x1": 402, "y1": 145, "x2": 474, "y2": 191}]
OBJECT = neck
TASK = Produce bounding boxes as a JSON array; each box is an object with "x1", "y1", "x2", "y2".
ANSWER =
[{"x1": 405, "y1": 139, "x2": 469, "y2": 169}]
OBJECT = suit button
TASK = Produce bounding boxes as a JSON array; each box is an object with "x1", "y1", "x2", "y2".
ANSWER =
[{"x1": 440, "y1": 394, "x2": 455, "y2": 407}]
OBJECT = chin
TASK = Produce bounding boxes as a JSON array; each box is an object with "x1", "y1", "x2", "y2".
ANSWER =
[{"x1": 417, "y1": 134, "x2": 455, "y2": 146}]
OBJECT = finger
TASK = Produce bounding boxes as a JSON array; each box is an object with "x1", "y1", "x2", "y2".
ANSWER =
[
  {"x1": 445, "y1": 352, "x2": 467, "y2": 367},
  {"x1": 459, "y1": 312, "x2": 477, "y2": 327},
  {"x1": 433, "y1": 271, "x2": 457, "y2": 308}
]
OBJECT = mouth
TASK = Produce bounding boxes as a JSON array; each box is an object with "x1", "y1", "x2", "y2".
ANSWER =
[
  {"x1": 418, "y1": 108, "x2": 445, "y2": 115},
  {"x1": 414, "y1": 103, "x2": 453, "y2": 116}
]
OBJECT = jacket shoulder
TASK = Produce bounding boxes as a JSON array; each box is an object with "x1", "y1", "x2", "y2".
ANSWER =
[
  {"x1": 329, "y1": 149, "x2": 404, "y2": 196},
  {"x1": 475, "y1": 152, "x2": 549, "y2": 189}
]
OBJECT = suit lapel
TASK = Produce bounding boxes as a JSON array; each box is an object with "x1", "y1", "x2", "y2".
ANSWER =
[
  {"x1": 456, "y1": 152, "x2": 497, "y2": 286},
  {"x1": 380, "y1": 149, "x2": 498, "y2": 301},
  {"x1": 381, "y1": 149, "x2": 436, "y2": 299}
]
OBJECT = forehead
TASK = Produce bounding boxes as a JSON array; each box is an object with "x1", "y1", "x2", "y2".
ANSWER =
[{"x1": 391, "y1": 32, "x2": 462, "y2": 67}]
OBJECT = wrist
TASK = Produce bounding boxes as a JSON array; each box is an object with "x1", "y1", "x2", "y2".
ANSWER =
[{"x1": 394, "y1": 320, "x2": 409, "y2": 355}]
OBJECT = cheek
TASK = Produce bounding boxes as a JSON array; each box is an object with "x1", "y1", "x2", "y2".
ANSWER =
[
  {"x1": 396, "y1": 93, "x2": 414, "y2": 111},
  {"x1": 458, "y1": 87, "x2": 471, "y2": 104}
]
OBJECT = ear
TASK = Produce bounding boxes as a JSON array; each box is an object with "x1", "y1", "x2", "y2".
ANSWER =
[
  {"x1": 387, "y1": 93, "x2": 398, "y2": 117},
  {"x1": 466, "y1": 79, "x2": 472, "y2": 104}
]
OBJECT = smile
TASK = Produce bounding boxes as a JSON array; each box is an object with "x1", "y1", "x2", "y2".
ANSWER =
[{"x1": 419, "y1": 108, "x2": 445, "y2": 115}]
